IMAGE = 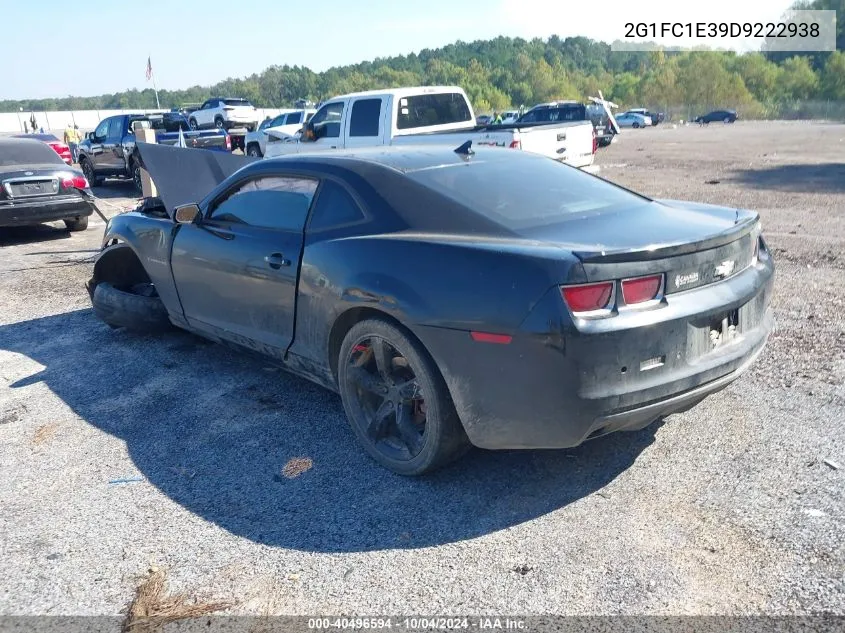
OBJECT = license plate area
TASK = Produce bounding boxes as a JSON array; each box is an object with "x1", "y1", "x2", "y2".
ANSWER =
[
  {"x1": 5, "y1": 179, "x2": 58, "y2": 198},
  {"x1": 687, "y1": 306, "x2": 744, "y2": 360},
  {"x1": 706, "y1": 308, "x2": 740, "y2": 350}
]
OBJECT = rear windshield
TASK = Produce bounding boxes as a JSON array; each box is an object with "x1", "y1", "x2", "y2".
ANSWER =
[
  {"x1": 407, "y1": 155, "x2": 650, "y2": 231},
  {"x1": 396, "y1": 92, "x2": 472, "y2": 130},
  {"x1": 224, "y1": 98, "x2": 252, "y2": 107},
  {"x1": 0, "y1": 140, "x2": 64, "y2": 167},
  {"x1": 518, "y1": 104, "x2": 586, "y2": 123}
]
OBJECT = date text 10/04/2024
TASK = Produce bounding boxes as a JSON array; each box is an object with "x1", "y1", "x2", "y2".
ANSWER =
[{"x1": 307, "y1": 618, "x2": 527, "y2": 630}]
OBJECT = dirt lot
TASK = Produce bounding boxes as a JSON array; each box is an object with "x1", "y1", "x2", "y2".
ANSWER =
[{"x1": 0, "y1": 121, "x2": 843, "y2": 618}]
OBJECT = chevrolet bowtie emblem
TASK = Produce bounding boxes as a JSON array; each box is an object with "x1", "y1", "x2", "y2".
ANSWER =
[{"x1": 714, "y1": 260, "x2": 736, "y2": 278}]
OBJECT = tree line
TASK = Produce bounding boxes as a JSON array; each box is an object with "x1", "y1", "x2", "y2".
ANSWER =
[{"x1": 3, "y1": 1, "x2": 843, "y2": 119}]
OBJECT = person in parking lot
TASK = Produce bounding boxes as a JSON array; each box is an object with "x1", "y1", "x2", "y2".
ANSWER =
[
  {"x1": 491, "y1": 111, "x2": 503, "y2": 124},
  {"x1": 64, "y1": 123, "x2": 81, "y2": 163}
]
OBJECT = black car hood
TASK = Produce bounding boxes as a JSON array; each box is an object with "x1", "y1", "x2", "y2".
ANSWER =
[{"x1": 134, "y1": 142, "x2": 257, "y2": 216}]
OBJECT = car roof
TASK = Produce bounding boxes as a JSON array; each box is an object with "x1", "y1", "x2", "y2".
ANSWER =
[
  {"x1": 325, "y1": 85, "x2": 465, "y2": 101},
  {"x1": 13, "y1": 133, "x2": 59, "y2": 142},
  {"x1": 1, "y1": 137, "x2": 55, "y2": 147},
  {"x1": 262, "y1": 144, "x2": 548, "y2": 175}
]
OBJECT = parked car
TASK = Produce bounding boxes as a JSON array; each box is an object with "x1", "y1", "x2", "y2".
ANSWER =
[
  {"x1": 623, "y1": 108, "x2": 664, "y2": 125},
  {"x1": 264, "y1": 86, "x2": 597, "y2": 172},
  {"x1": 12, "y1": 133, "x2": 72, "y2": 165},
  {"x1": 187, "y1": 97, "x2": 260, "y2": 132},
  {"x1": 77, "y1": 114, "x2": 231, "y2": 192},
  {"x1": 86, "y1": 142, "x2": 774, "y2": 475},
  {"x1": 0, "y1": 138, "x2": 97, "y2": 231},
  {"x1": 520, "y1": 101, "x2": 614, "y2": 148},
  {"x1": 500, "y1": 110, "x2": 520, "y2": 123},
  {"x1": 694, "y1": 110, "x2": 738, "y2": 124},
  {"x1": 245, "y1": 109, "x2": 317, "y2": 157},
  {"x1": 615, "y1": 112, "x2": 651, "y2": 128},
  {"x1": 476, "y1": 114, "x2": 492, "y2": 125},
  {"x1": 172, "y1": 103, "x2": 202, "y2": 118},
  {"x1": 519, "y1": 101, "x2": 585, "y2": 122}
]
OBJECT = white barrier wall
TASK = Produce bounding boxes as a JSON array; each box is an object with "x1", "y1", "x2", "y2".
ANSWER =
[{"x1": 0, "y1": 108, "x2": 290, "y2": 133}]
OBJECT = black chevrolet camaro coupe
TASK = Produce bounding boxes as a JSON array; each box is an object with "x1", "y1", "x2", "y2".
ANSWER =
[{"x1": 87, "y1": 143, "x2": 775, "y2": 475}]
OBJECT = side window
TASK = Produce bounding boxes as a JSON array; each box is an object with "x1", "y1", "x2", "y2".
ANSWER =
[
  {"x1": 94, "y1": 118, "x2": 110, "y2": 139},
  {"x1": 210, "y1": 176, "x2": 319, "y2": 231},
  {"x1": 287, "y1": 112, "x2": 302, "y2": 125},
  {"x1": 349, "y1": 99, "x2": 382, "y2": 137},
  {"x1": 107, "y1": 117, "x2": 125, "y2": 139},
  {"x1": 309, "y1": 102, "x2": 344, "y2": 139},
  {"x1": 308, "y1": 180, "x2": 365, "y2": 232}
]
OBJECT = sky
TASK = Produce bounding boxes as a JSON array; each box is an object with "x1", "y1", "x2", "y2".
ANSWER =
[{"x1": 1, "y1": 0, "x2": 797, "y2": 100}]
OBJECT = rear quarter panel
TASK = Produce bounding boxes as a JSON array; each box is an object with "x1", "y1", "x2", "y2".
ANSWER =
[{"x1": 290, "y1": 232, "x2": 586, "y2": 379}]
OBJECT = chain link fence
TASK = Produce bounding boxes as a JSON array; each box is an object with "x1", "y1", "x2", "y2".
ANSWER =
[{"x1": 634, "y1": 101, "x2": 845, "y2": 123}]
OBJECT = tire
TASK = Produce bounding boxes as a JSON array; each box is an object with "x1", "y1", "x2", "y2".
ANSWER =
[
  {"x1": 64, "y1": 215, "x2": 89, "y2": 232},
  {"x1": 131, "y1": 160, "x2": 142, "y2": 194},
  {"x1": 246, "y1": 143, "x2": 262, "y2": 157},
  {"x1": 337, "y1": 317, "x2": 470, "y2": 476},
  {"x1": 91, "y1": 281, "x2": 171, "y2": 332},
  {"x1": 188, "y1": 118, "x2": 198, "y2": 130},
  {"x1": 214, "y1": 117, "x2": 225, "y2": 130},
  {"x1": 724, "y1": 117, "x2": 731, "y2": 124},
  {"x1": 80, "y1": 157, "x2": 103, "y2": 186},
  {"x1": 632, "y1": 122, "x2": 640, "y2": 128}
]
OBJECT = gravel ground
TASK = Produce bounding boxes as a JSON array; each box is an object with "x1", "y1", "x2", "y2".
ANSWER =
[{"x1": 0, "y1": 121, "x2": 843, "y2": 618}]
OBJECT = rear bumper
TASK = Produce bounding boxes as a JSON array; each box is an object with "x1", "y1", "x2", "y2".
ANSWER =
[
  {"x1": 223, "y1": 119, "x2": 256, "y2": 131},
  {"x1": 0, "y1": 195, "x2": 96, "y2": 227},
  {"x1": 413, "y1": 254, "x2": 775, "y2": 450}
]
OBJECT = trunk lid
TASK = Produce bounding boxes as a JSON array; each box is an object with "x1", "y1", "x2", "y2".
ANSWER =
[
  {"x1": 0, "y1": 166, "x2": 76, "y2": 201},
  {"x1": 522, "y1": 199, "x2": 760, "y2": 294}
]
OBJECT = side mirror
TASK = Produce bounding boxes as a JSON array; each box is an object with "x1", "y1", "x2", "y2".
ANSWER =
[{"x1": 174, "y1": 203, "x2": 200, "y2": 224}]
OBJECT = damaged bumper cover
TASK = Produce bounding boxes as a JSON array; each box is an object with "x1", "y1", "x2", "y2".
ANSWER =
[
  {"x1": 412, "y1": 248, "x2": 775, "y2": 450},
  {"x1": 0, "y1": 189, "x2": 98, "y2": 227}
]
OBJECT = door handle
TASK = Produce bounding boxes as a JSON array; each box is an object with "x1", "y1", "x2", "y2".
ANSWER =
[{"x1": 264, "y1": 253, "x2": 290, "y2": 269}]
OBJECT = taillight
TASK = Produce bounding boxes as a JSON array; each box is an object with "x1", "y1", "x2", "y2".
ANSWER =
[
  {"x1": 61, "y1": 175, "x2": 89, "y2": 190},
  {"x1": 48, "y1": 142, "x2": 72, "y2": 163},
  {"x1": 225, "y1": 134, "x2": 232, "y2": 151},
  {"x1": 509, "y1": 139, "x2": 521, "y2": 149},
  {"x1": 621, "y1": 274, "x2": 663, "y2": 305},
  {"x1": 561, "y1": 282, "x2": 614, "y2": 313}
]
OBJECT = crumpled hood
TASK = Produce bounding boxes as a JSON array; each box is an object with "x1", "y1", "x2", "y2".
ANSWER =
[{"x1": 134, "y1": 142, "x2": 257, "y2": 217}]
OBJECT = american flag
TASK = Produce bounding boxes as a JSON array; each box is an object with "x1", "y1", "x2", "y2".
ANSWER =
[{"x1": 145, "y1": 56, "x2": 153, "y2": 81}]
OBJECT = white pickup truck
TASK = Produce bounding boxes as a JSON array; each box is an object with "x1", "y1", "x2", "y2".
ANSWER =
[{"x1": 263, "y1": 86, "x2": 597, "y2": 171}]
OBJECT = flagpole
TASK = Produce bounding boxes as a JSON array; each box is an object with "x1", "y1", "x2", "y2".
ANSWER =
[
  {"x1": 152, "y1": 72, "x2": 160, "y2": 110},
  {"x1": 148, "y1": 54, "x2": 161, "y2": 110}
]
